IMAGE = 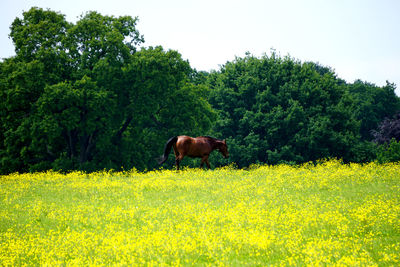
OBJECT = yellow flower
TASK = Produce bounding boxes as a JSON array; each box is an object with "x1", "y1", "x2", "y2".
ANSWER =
[{"x1": 0, "y1": 161, "x2": 399, "y2": 265}]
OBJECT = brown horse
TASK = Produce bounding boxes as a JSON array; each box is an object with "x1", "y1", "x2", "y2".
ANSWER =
[{"x1": 158, "y1": 136, "x2": 229, "y2": 170}]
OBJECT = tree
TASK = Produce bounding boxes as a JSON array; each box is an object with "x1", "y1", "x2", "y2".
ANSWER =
[
  {"x1": 207, "y1": 53, "x2": 361, "y2": 166},
  {"x1": 1, "y1": 8, "x2": 70, "y2": 173},
  {"x1": 372, "y1": 112, "x2": 400, "y2": 163},
  {"x1": 1, "y1": 8, "x2": 144, "y2": 173},
  {"x1": 1, "y1": 60, "x2": 38, "y2": 172},
  {"x1": 119, "y1": 47, "x2": 216, "y2": 170},
  {"x1": 347, "y1": 80, "x2": 400, "y2": 140},
  {"x1": 33, "y1": 77, "x2": 114, "y2": 168},
  {"x1": 1, "y1": 8, "x2": 214, "y2": 173},
  {"x1": 372, "y1": 113, "x2": 400, "y2": 144}
]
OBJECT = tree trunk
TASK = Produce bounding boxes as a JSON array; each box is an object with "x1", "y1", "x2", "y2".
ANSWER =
[
  {"x1": 79, "y1": 132, "x2": 96, "y2": 164},
  {"x1": 64, "y1": 130, "x2": 77, "y2": 159}
]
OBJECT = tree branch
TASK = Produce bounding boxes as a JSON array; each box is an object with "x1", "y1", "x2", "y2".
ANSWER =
[{"x1": 115, "y1": 115, "x2": 133, "y2": 140}]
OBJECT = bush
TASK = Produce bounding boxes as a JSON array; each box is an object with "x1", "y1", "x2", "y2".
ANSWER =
[{"x1": 376, "y1": 139, "x2": 400, "y2": 163}]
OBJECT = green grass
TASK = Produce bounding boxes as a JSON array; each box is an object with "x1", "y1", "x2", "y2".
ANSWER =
[{"x1": 0, "y1": 161, "x2": 399, "y2": 265}]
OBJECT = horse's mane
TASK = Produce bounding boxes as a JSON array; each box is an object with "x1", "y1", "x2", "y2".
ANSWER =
[{"x1": 198, "y1": 136, "x2": 223, "y2": 148}]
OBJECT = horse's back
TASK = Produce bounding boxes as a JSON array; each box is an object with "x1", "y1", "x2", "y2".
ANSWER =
[
  {"x1": 176, "y1": 136, "x2": 211, "y2": 157},
  {"x1": 177, "y1": 136, "x2": 209, "y2": 146},
  {"x1": 176, "y1": 135, "x2": 194, "y2": 146},
  {"x1": 176, "y1": 136, "x2": 194, "y2": 151}
]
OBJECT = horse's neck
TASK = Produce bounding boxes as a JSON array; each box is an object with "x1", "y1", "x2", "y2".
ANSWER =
[{"x1": 210, "y1": 140, "x2": 221, "y2": 150}]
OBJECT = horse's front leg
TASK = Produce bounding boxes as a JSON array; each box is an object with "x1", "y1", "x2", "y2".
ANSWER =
[
  {"x1": 200, "y1": 155, "x2": 210, "y2": 169},
  {"x1": 205, "y1": 159, "x2": 211, "y2": 169}
]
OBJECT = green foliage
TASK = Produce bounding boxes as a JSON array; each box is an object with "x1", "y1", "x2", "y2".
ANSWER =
[
  {"x1": 376, "y1": 139, "x2": 400, "y2": 163},
  {"x1": 0, "y1": 8, "x2": 213, "y2": 173},
  {"x1": 117, "y1": 46, "x2": 215, "y2": 170},
  {"x1": 0, "y1": 58, "x2": 47, "y2": 173},
  {"x1": 347, "y1": 80, "x2": 400, "y2": 140},
  {"x1": 207, "y1": 54, "x2": 363, "y2": 166}
]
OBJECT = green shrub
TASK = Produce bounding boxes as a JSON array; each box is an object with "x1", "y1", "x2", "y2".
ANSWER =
[{"x1": 376, "y1": 138, "x2": 400, "y2": 163}]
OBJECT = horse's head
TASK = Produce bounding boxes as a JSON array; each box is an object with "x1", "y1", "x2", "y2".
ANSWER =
[{"x1": 218, "y1": 139, "x2": 229, "y2": 159}]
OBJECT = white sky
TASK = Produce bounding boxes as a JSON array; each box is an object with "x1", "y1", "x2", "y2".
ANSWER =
[{"x1": 2, "y1": 0, "x2": 400, "y2": 94}]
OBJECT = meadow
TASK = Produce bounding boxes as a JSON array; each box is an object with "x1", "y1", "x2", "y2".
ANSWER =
[{"x1": 1, "y1": 160, "x2": 399, "y2": 266}]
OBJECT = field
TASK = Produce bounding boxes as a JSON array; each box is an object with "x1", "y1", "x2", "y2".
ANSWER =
[{"x1": 1, "y1": 161, "x2": 399, "y2": 266}]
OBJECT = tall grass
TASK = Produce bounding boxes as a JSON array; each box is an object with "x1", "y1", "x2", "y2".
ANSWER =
[{"x1": 1, "y1": 160, "x2": 399, "y2": 265}]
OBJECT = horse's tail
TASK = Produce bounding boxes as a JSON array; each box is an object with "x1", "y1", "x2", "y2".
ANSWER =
[{"x1": 157, "y1": 136, "x2": 178, "y2": 165}]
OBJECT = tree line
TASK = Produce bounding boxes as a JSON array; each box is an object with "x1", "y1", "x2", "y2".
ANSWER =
[{"x1": 1, "y1": 8, "x2": 399, "y2": 174}]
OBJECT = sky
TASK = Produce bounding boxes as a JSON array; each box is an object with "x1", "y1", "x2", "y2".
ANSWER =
[{"x1": 2, "y1": 0, "x2": 400, "y2": 94}]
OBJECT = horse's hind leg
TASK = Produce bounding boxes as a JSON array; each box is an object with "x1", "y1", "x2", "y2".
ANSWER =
[
  {"x1": 175, "y1": 154, "x2": 185, "y2": 171},
  {"x1": 173, "y1": 144, "x2": 181, "y2": 170}
]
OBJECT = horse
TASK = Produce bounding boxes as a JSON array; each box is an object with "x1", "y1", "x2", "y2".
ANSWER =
[{"x1": 158, "y1": 136, "x2": 229, "y2": 170}]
